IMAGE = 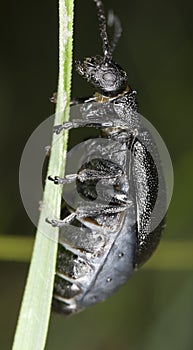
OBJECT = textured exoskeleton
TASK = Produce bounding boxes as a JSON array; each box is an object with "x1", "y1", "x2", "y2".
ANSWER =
[{"x1": 47, "y1": 0, "x2": 166, "y2": 315}]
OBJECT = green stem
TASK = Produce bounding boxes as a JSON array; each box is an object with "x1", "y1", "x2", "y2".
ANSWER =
[{"x1": 12, "y1": 1, "x2": 74, "y2": 349}]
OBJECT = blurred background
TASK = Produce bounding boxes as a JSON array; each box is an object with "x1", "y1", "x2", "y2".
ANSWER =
[{"x1": 0, "y1": 0, "x2": 193, "y2": 349}]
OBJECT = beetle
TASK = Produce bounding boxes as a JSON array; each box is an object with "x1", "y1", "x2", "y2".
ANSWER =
[{"x1": 47, "y1": 0, "x2": 166, "y2": 315}]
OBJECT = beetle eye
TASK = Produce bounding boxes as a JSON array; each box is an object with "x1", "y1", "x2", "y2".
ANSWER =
[{"x1": 103, "y1": 72, "x2": 116, "y2": 84}]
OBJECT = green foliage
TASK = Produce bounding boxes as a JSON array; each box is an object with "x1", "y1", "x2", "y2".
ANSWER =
[{"x1": 11, "y1": 1, "x2": 74, "y2": 349}]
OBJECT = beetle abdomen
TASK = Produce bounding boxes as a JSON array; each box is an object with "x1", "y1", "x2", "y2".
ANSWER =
[{"x1": 53, "y1": 205, "x2": 136, "y2": 315}]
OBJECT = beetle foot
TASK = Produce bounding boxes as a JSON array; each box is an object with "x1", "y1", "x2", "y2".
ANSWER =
[
  {"x1": 48, "y1": 174, "x2": 77, "y2": 184},
  {"x1": 53, "y1": 122, "x2": 73, "y2": 134},
  {"x1": 45, "y1": 218, "x2": 68, "y2": 227},
  {"x1": 49, "y1": 92, "x2": 57, "y2": 104},
  {"x1": 44, "y1": 145, "x2": 51, "y2": 156},
  {"x1": 45, "y1": 217, "x2": 60, "y2": 227},
  {"x1": 46, "y1": 213, "x2": 76, "y2": 227},
  {"x1": 48, "y1": 175, "x2": 64, "y2": 184},
  {"x1": 53, "y1": 124, "x2": 65, "y2": 134}
]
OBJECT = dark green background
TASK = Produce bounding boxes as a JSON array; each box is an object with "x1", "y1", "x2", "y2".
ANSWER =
[{"x1": 0, "y1": 0, "x2": 193, "y2": 349}]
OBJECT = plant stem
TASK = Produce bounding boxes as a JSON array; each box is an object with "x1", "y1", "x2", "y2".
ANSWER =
[{"x1": 12, "y1": 1, "x2": 74, "y2": 349}]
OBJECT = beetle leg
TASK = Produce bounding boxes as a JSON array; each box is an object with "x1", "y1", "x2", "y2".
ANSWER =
[
  {"x1": 44, "y1": 145, "x2": 51, "y2": 156},
  {"x1": 48, "y1": 174, "x2": 78, "y2": 184},
  {"x1": 46, "y1": 213, "x2": 77, "y2": 227},
  {"x1": 48, "y1": 167, "x2": 123, "y2": 185},
  {"x1": 53, "y1": 120, "x2": 124, "y2": 134},
  {"x1": 49, "y1": 92, "x2": 96, "y2": 106},
  {"x1": 110, "y1": 192, "x2": 130, "y2": 205},
  {"x1": 49, "y1": 92, "x2": 57, "y2": 104},
  {"x1": 77, "y1": 168, "x2": 124, "y2": 182},
  {"x1": 128, "y1": 129, "x2": 138, "y2": 151},
  {"x1": 76, "y1": 202, "x2": 132, "y2": 218},
  {"x1": 46, "y1": 198, "x2": 132, "y2": 228}
]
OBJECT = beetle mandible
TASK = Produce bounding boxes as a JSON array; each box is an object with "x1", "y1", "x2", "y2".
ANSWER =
[{"x1": 47, "y1": 0, "x2": 166, "y2": 315}]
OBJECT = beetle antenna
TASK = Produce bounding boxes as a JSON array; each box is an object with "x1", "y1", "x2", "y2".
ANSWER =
[
  {"x1": 107, "y1": 10, "x2": 122, "y2": 53},
  {"x1": 94, "y1": 0, "x2": 112, "y2": 62}
]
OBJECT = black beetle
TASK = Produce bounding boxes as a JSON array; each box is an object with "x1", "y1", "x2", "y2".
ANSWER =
[{"x1": 47, "y1": 0, "x2": 166, "y2": 315}]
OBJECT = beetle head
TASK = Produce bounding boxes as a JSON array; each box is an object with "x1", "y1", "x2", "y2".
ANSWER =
[
  {"x1": 76, "y1": 1, "x2": 128, "y2": 98},
  {"x1": 76, "y1": 56, "x2": 128, "y2": 97}
]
